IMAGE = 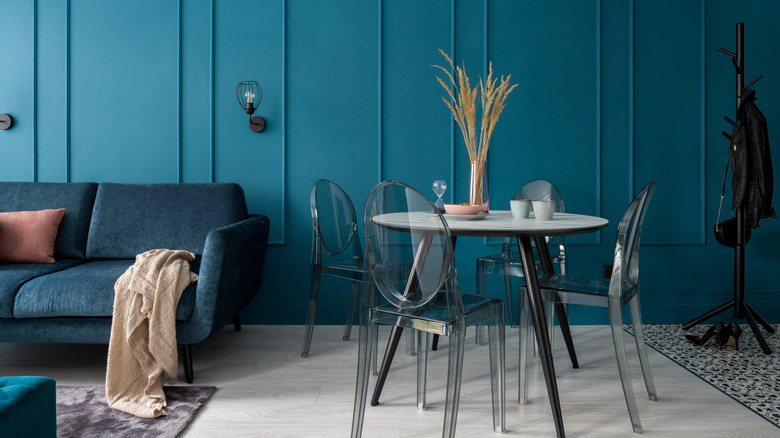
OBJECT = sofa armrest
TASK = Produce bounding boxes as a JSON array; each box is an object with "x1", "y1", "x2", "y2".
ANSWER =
[{"x1": 180, "y1": 214, "x2": 270, "y2": 343}]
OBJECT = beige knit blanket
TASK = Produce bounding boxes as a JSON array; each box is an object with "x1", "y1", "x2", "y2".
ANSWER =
[{"x1": 106, "y1": 249, "x2": 198, "y2": 418}]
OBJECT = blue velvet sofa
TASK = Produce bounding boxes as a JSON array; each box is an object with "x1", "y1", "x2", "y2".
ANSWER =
[{"x1": 0, "y1": 182, "x2": 270, "y2": 382}]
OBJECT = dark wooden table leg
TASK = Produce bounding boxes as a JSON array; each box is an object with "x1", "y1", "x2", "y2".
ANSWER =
[
  {"x1": 518, "y1": 236, "x2": 565, "y2": 437},
  {"x1": 371, "y1": 233, "x2": 436, "y2": 405},
  {"x1": 534, "y1": 236, "x2": 578, "y2": 369},
  {"x1": 370, "y1": 325, "x2": 403, "y2": 406}
]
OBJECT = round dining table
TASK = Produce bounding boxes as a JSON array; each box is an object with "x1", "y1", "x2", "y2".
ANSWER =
[{"x1": 370, "y1": 210, "x2": 609, "y2": 438}]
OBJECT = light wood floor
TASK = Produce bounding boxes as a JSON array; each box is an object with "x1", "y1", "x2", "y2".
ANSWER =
[{"x1": 1, "y1": 325, "x2": 777, "y2": 437}]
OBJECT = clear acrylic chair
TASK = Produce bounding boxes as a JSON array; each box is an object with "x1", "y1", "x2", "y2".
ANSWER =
[
  {"x1": 301, "y1": 179, "x2": 366, "y2": 358},
  {"x1": 477, "y1": 179, "x2": 566, "y2": 326},
  {"x1": 524, "y1": 180, "x2": 658, "y2": 433},
  {"x1": 476, "y1": 179, "x2": 578, "y2": 371},
  {"x1": 351, "y1": 181, "x2": 505, "y2": 438}
]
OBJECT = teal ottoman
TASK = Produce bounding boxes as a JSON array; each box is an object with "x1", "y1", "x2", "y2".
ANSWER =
[{"x1": 0, "y1": 376, "x2": 56, "y2": 437}]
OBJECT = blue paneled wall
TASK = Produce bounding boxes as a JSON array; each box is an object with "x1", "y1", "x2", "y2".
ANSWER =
[{"x1": 2, "y1": 0, "x2": 779, "y2": 325}]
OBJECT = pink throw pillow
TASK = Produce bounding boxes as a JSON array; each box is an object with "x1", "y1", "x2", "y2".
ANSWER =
[{"x1": 0, "y1": 209, "x2": 67, "y2": 263}]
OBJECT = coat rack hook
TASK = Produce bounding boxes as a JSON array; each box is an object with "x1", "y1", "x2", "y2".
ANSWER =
[
  {"x1": 717, "y1": 47, "x2": 737, "y2": 57},
  {"x1": 744, "y1": 74, "x2": 764, "y2": 91},
  {"x1": 721, "y1": 131, "x2": 732, "y2": 140},
  {"x1": 723, "y1": 116, "x2": 736, "y2": 126}
]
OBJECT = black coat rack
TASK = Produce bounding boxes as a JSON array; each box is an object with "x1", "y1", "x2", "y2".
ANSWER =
[{"x1": 683, "y1": 23, "x2": 774, "y2": 354}]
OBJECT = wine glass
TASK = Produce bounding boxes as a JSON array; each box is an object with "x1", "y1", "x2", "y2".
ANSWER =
[{"x1": 432, "y1": 180, "x2": 447, "y2": 212}]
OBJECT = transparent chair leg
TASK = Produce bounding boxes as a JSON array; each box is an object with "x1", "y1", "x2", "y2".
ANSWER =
[
  {"x1": 519, "y1": 286, "x2": 540, "y2": 358},
  {"x1": 609, "y1": 300, "x2": 643, "y2": 434},
  {"x1": 343, "y1": 280, "x2": 361, "y2": 341},
  {"x1": 474, "y1": 262, "x2": 489, "y2": 345},
  {"x1": 371, "y1": 324, "x2": 379, "y2": 376},
  {"x1": 364, "y1": 281, "x2": 379, "y2": 376},
  {"x1": 416, "y1": 331, "x2": 430, "y2": 411},
  {"x1": 629, "y1": 295, "x2": 657, "y2": 401},
  {"x1": 488, "y1": 314, "x2": 506, "y2": 433},
  {"x1": 443, "y1": 329, "x2": 466, "y2": 438},
  {"x1": 518, "y1": 289, "x2": 532, "y2": 405},
  {"x1": 503, "y1": 263, "x2": 518, "y2": 327},
  {"x1": 351, "y1": 317, "x2": 375, "y2": 438},
  {"x1": 301, "y1": 266, "x2": 322, "y2": 358},
  {"x1": 406, "y1": 329, "x2": 417, "y2": 356}
]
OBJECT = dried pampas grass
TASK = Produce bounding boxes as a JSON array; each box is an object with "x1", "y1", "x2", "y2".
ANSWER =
[{"x1": 433, "y1": 49, "x2": 517, "y2": 164}]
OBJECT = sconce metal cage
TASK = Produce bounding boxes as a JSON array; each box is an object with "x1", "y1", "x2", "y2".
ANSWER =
[{"x1": 236, "y1": 81, "x2": 266, "y2": 133}]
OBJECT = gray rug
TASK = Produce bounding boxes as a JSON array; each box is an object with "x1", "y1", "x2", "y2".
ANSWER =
[
  {"x1": 626, "y1": 323, "x2": 780, "y2": 428},
  {"x1": 56, "y1": 385, "x2": 217, "y2": 438}
]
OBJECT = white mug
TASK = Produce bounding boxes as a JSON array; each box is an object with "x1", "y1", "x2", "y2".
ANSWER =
[
  {"x1": 510, "y1": 199, "x2": 531, "y2": 218},
  {"x1": 533, "y1": 200, "x2": 555, "y2": 221}
]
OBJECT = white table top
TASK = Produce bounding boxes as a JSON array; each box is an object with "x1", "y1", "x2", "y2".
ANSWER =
[{"x1": 373, "y1": 210, "x2": 609, "y2": 238}]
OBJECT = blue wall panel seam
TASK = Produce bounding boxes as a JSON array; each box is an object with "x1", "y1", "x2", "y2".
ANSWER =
[
  {"x1": 482, "y1": 0, "x2": 488, "y2": 87},
  {"x1": 699, "y1": 0, "x2": 707, "y2": 245},
  {"x1": 270, "y1": 0, "x2": 288, "y2": 245},
  {"x1": 450, "y1": 0, "x2": 456, "y2": 199},
  {"x1": 628, "y1": 0, "x2": 634, "y2": 198},
  {"x1": 209, "y1": 0, "x2": 215, "y2": 183},
  {"x1": 32, "y1": 0, "x2": 38, "y2": 182},
  {"x1": 66, "y1": 0, "x2": 71, "y2": 182},
  {"x1": 481, "y1": 0, "x2": 488, "y2": 246},
  {"x1": 177, "y1": 0, "x2": 182, "y2": 183},
  {"x1": 377, "y1": 0, "x2": 383, "y2": 183},
  {"x1": 594, "y1": 0, "x2": 602, "y2": 246}
]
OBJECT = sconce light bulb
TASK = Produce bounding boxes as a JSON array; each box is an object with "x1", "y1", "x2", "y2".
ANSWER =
[{"x1": 246, "y1": 91, "x2": 254, "y2": 104}]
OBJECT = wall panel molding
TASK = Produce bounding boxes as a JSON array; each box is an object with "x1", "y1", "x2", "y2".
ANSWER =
[
  {"x1": 634, "y1": 0, "x2": 707, "y2": 246},
  {"x1": 450, "y1": 0, "x2": 456, "y2": 193},
  {"x1": 484, "y1": 0, "x2": 602, "y2": 247},
  {"x1": 32, "y1": 0, "x2": 38, "y2": 181},
  {"x1": 210, "y1": 0, "x2": 215, "y2": 183},
  {"x1": 177, "y1": 0, "x2": 182, "y2": 183},
  {"x1": 594, "y1": 0, "x2": 602, "y2": 246},
  {"x1": 629, "y1": 0, "x2": 635, "y2": 199},
  {"x1": 274, "y1": 0, "x2": 287, "y2": 245},
  {"x1": 66, "y1": 0, "x2": 71, "y2": 182},
  {"x1": 377, "y1": 0, "x2": 383, "y2": 183}
]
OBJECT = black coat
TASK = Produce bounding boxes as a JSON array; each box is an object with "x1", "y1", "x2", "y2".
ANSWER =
[{"x1": 730, "y1": 88, "x2": 776, "y2": 228}]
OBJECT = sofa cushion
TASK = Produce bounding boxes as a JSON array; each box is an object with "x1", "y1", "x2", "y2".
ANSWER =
[
  {"x1": 86, "y1": 183, "x2": 248, "y2": 259},
  {"x1": 0, "y1": 182, "x2": 98, "y2": 259},
  {"x1": 0, "y1": 259, "x2": 85, "y2": 318},
  {"x1": 13, "y1": 259, "x2": 198, "y2": 321},
  {"x1": 0, "y1": 181, "x2": 97, "y2": 258},
  {"x1": 0, "y1": 209, "x2": 67, "y2": 264}
]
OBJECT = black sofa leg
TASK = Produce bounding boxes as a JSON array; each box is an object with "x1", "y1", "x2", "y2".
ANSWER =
[
  {"x1": 181, "y1": 344, "x2": 194, "y2": 383},
  {"x1": 233, "y1": 315, "x2": 241, "y2": 332}
]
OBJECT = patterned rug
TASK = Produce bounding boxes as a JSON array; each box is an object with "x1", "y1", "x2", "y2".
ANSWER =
[
  {"x1": 626, "y1": 323, "x2": 780, "y2": 428},
  {"x1": 56, "y1": 385, "x2": 217, "y2": 437}
]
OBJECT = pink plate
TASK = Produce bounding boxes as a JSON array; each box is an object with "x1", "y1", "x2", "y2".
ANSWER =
[{"x1": 444, "y1": 204, "x2": 484, "y2": 215}]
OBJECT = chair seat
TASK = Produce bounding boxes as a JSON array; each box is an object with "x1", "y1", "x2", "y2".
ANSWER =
[
  {"x1": 539, "y1": 274, "x2": 637, "y2": 307},
  {"x1": 372, "y1": 292, "x2": 504, "y2": 336},
  {"x1": 478, "y1": 251, "x2": 565, "y2": 274},
  {"x1": 320, "y1": 258, "x2": 365, "y2": 280}
]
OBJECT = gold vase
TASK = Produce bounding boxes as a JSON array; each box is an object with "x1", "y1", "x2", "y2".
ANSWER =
[{"x1": 469, "y1": 160, "x2": 489, "y2": 211}]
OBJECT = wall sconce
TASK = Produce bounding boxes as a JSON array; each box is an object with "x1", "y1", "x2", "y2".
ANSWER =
[
  {"x1": 236, "y1": 81, "x2": 266, "y2": 133},
  {"x1": 0, "y1": 114, "x2": 13, "y2": 130}
]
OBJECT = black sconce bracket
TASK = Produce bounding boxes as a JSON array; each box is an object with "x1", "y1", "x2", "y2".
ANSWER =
[
  {"x1": 0, "y1": 114, "x2": 13, "y2": 130},
  {"x1": 250, "y1": 116, "x2": 266, "y2": 133}
]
